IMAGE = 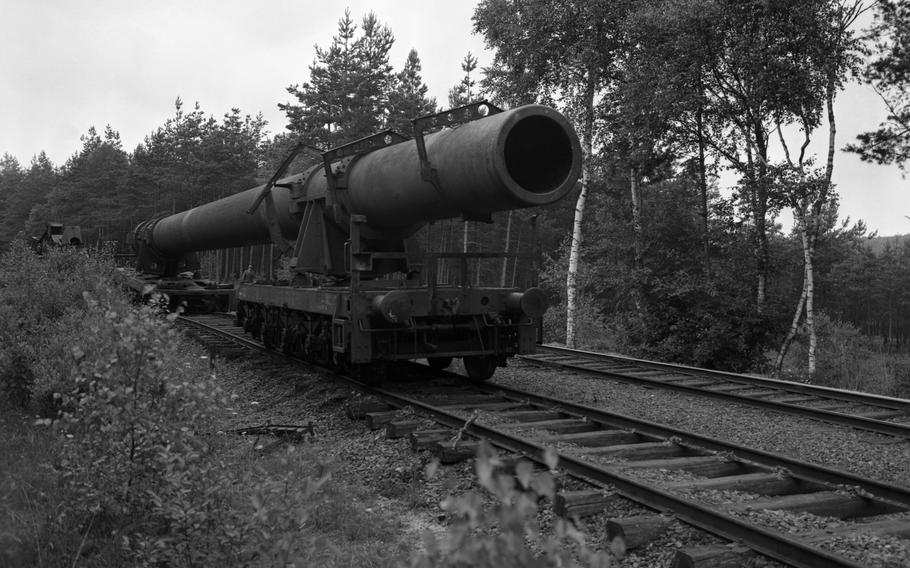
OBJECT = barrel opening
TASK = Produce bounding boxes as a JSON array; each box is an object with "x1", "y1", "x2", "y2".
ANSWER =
[{"x1": 504, "y1": 115, "x2": 574, "y2": 194}]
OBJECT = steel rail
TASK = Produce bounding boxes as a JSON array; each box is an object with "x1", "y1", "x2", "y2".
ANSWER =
[
  {"x1": 477, "y1": 382, "x2": 910, "y2": 507},
  {"x1": 176, "y1": 315, "x2": 264, "y2": 352},
  {"x1": 177, "y1": 315, "x2": 906, "y2": 566},
  {"x1": 179, "y1": 315, "x2": 910, "y2": 504},
  {"x1": 537, "y1": 345, "x2": 910, "y2": 410},
  {"x1": 369, "y1": 384, "x2": 871, "y2": 568},
  {"x1": 524, "y1": 345, "x2": 910, "y2": 438}
]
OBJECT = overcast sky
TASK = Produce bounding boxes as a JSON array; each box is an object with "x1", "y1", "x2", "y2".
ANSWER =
[{"x1": 1, "y1": 0, "x2": 906, "y2": 235}]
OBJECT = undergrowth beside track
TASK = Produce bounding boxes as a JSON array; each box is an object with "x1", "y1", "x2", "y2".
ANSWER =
[{"x1": 0, "y1": 243, "x2": 607, "y2": 567}]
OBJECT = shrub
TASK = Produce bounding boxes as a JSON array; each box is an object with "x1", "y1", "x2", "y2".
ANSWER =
[
  {"x1": 412, "y1": 443, "x2": 610, "y2": 568},
  {"x1": 785, "y1": 312, "x2": 907, "y2": 396},
  {"x1": 543, "y1": 294, "x2": 614, "y2": 351},
  {"x1": 35, "y1": 291, "x2": 236, "y2": 558},
  {"x1": 34, "y1": 287, "x2": 352, "y2": 566},
  {"x1": 0, "y1": 241, "x2": 122, "y2": 408}
]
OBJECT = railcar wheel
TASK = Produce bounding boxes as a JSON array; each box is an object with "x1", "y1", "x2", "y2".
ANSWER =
[
  {"x1": 463, "y1": 355, "x2": 497, "y2": 382},
  {"x1": 428, "y1": 357, "x2": 453, "y2": 370}
]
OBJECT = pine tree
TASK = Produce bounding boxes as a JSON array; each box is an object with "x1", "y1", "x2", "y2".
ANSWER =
[
  {"x1": 280, "y1": 10, "x2": 397, "y2": 149},
  {"x1": 0, "y1": 154, "x2": 23, "y2": 223},
  {"x1": 0, "y1": 152, "x2": 56, "y2": 245},
  {"x1": 27, "y1": 125, "x2": 131, "y2": 245},
  {"x1": 387, "y1": 49, "x2": 437, "y2": 134},
  {"x1": 448, "y1": 52, "x2": 478, "y2": 108}
]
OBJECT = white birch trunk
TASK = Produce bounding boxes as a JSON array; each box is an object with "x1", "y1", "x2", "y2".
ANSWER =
[
  {"x1": 564, "y1": 75, "x2": 596, "y2": 349},
  {"x1": 774, "y1": 266, "x2": 808, "y2": 375},
  {"x1": 803, "y1": 229, "x2": 817, "y2": 374},
  {"x1": 565, "y1": 164, "x2": 588, "y2": 348}
]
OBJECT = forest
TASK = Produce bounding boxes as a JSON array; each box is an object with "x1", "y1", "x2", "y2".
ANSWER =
[{"x1": 1, "y1": 0, "x2": 909, "y2": 394}]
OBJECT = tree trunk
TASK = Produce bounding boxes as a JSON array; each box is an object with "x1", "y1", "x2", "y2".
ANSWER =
[
  {"x1": 565, "y1": 159, "x2": 589, "y2": 348},
  {"x1": 774, "y1": 218, "x2": 809, "y2": 375},
  {"x1": 824, "y1": 72, "x2": 837, "y2": 183},
  {"x1": 804, "y1": 70, "x2": 837, "y2": 375},
  {"x1": 780, "y1": 71, "x2": 837, "y2": 376},
  {"x1": 775, "y1": 273, "x2": 807, "y2": 375},
  {"x1": 696, "y1": 102, "x2": 711, "y2": 276},
  {"x1": 630, "y1": 165, "x2": 644, "y2": 272},
  {"x1": 753, "y1": 127, "x2": 770, "y2": 312},
  {"x1": 565, "y1": 73, "x2": 596, "y2": 348},
  {"x1": 804, "y1": 230, "x2": 817, "y2": 374},
  {"x1": 740, "y1": 130, "x2": 768, "y2": 313}
]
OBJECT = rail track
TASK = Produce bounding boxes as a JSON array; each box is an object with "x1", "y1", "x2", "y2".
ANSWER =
[
  {"x1": 178, "y1": 314, "x2": 910, "y2": 567},
  {"x1": 521, "y1": 345, "x2": 910, "y2": 439}
]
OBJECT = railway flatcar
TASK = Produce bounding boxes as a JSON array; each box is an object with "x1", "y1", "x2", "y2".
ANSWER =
[{"x1": 131, "y1": 102, "x2": 581, "y2": 381}]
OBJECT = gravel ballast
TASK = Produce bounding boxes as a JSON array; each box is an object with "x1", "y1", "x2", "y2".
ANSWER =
[
  {"x1": 206, "y1": 342, "x2": 910, "y2": 566},
  {"x1": 491, "y1": 358, "x2": 910, "y2": 487}
]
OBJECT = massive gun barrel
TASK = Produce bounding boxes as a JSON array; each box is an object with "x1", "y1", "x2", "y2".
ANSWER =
[{"x1": 134, "y1": 103, "x2": 581, "y2": 278}]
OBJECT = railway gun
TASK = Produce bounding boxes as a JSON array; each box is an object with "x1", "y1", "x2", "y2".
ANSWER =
[{"x1": 131, "y1": 102, "x2": 582, "y2": 381}]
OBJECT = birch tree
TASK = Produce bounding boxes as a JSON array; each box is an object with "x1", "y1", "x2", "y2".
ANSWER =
[
  {"x1": 628, "y1": 0, "x2": 848, "y2": 312},
  {"x1": 774, "y1": 1, "x2": 869, "y2": 375},
  {"x1": 474, "y1": 0, "x2": 631, "y2": 347}
]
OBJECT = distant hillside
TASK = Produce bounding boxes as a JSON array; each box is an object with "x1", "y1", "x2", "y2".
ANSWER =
[{"x1": 866, "y1": 233, "x2": 910, "y2": 255}]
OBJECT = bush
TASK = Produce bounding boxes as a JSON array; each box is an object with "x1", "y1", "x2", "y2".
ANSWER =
[
  {"x1": 412, "y1": 443, "x2": 610, "y2": 568},
  {"x1": 27, "y1": 286, "x2": 347, "y2": 566},
  {"x1": 543, "y1": 294, "x2": 615, "y2": 352},
  {"x1": 0, "y1": 241, "x2": 122, "y2": 408},
  {"x1": 538, "y1": 245, "x2": 614, "y2": 351},
  {"x1": 785, "y1": 312, "x2": 908, "y2": 396},
  {"x1": 35, "y1": 290, "x2": 235, "y2": 561},
  {"x1": 607, "y1": 270, "x2": 771, "y2": 373}
]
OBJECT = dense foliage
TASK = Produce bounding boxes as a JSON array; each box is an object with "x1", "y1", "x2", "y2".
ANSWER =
[
  {"x1": 846, "y1": 0, "x2": 910, "y2": 169},
  {"x1": 0, "y1": 246, "x2": 404, "y2": 566}
]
